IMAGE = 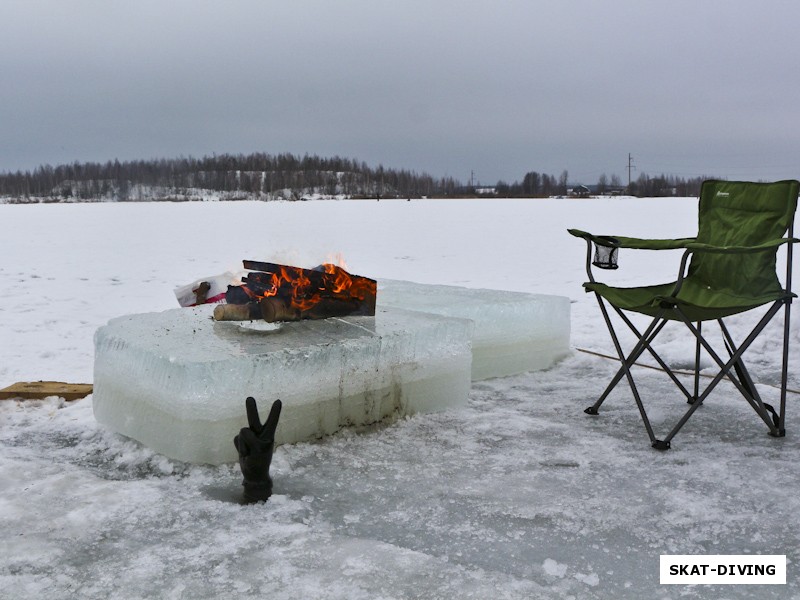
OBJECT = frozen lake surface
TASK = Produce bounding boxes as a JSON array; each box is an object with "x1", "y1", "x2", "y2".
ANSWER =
[{"x1": 1, "y1": 198, "x2": 798, "y2": 599}]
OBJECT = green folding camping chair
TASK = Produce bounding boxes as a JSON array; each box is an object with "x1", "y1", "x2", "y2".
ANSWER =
[{"x1": 570, "y1": 179, "x2": 799, "y2": 449}]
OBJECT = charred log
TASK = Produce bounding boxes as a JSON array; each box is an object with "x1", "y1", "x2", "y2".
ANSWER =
[{"x1": 259, "y1": 297, "x2": 363, "y2": 322}]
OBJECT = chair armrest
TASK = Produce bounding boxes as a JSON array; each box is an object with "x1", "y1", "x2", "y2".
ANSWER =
[
  {"x1": 568, "y1": 229, "x2": 695, "y2": 250},
  {"x1": 570, "y1": 229, "x2": 696, "y2": 281},
  {"x1": 685, "y1": 238, "x2": 800, "y2": 254}
]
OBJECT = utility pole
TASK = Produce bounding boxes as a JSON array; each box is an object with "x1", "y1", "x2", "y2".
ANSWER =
[{"x1": 627, "y1": 153, "x2": 635, "y2": 190}]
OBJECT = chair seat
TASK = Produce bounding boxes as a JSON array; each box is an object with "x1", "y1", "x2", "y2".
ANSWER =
[{"x1": 583, "y1": 277, "x2": 793, "y2": 322}]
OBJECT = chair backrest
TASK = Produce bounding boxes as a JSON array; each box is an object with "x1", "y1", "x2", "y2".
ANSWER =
[{"x1": 688, "y1": 180, "x2": 800, "y2": 299}]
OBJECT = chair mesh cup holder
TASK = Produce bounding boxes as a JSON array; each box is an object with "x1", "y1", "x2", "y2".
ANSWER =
[{"x1": 592, "y1": 238, "x2": 619, "y2": 270}]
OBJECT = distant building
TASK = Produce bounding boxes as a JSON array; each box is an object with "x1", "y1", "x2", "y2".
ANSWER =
[
  {"x1": 574, "y1": 183, "x2": 628, "y2": 196},
  {"x1": 570, "y1": 185, "x2": 591, "y2": 198}
]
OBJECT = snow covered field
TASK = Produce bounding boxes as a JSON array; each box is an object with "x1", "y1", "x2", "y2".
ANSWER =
[{"x1": 1, "y1": 198, "x2": 799, "y2": 599}]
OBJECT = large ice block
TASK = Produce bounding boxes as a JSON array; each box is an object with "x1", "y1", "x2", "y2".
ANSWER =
[
  {"x1": 93, "y1": 305, "x2": 472, "y2": 465},
  {"x1": 378, "y1": 280, "x2": 570, "y2": 380}
]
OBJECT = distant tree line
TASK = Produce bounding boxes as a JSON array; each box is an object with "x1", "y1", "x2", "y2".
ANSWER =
[
  {"x1": 0, "y1": 152, "x2": 714, "y2": 202},
  {"x1": 0, "y1": 153, "x2": 462, "y2": 201},
  {"x1": 498, "y1": 169, "x2": 572, "y2": 197},
  {"x1": 626, "y1": 172, "x2": 710, "y2": 197},
  {"x1": 494, "y1": 170, "x2": 710, "y2": 197}
]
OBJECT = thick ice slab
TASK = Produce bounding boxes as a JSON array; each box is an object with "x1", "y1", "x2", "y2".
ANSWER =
[
  {"x1": 93, "y1": 305, "x2": 472, "y2": 464},
  {"x1": 378, "y1": 280, "x2": 570, "y2": 380}
]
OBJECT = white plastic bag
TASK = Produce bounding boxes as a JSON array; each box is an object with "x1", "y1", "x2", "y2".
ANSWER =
[{"x1": 174, "y1": 271, "x2": 244, "y2": 307}]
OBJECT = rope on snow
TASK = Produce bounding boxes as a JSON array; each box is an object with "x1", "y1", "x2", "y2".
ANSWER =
[{"x1": 575, "y1": 347, "x2": 800, "y2": 396}]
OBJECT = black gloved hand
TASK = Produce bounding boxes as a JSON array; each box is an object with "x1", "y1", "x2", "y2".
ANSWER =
[{"x1": 233, "y1": 397, "x2": 282, "y2": 503}]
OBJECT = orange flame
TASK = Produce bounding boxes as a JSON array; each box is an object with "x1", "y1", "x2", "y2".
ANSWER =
[
  {"x1": 247, "y1": 262, "x2": 375, "y2": 312},
  {"x1": 326, "y1": 252, "x2": 349, "y2": 270},
  {"x1": 323, "y1": 263, "x2": 352, "y2": 294}
]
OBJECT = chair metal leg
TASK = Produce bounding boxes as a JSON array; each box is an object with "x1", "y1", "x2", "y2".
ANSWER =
[
  {"x1": 691, "y1": 321, "x2": 702, "y2": 404},
  {"x1": 778, "y1": 219, "x2": 795, "y2": 436},
  {"x1": 664, "y1": 303, "x2": 784, "y2": 443},
  {"x1": 719, "y1": 319, "x2": 785, "y2": 433},
  {"x1": 588, "y1": 315, "x2": 669, "y2": 411},
  {"x1": 776, "y1": 298, "x2": 792, "y2": 437},
  {"x1": 588, "y1": 295, "x2": 789, "y2": 448},
  {"x1": 613, "y1": 306, "x2": 694, "y2": 403},
  {"x1": 719, "y1": 319, "x2": 763, "y2": 405},
  {"x1": 588, "y1": 293, "x2": 661, "y2": 445}
]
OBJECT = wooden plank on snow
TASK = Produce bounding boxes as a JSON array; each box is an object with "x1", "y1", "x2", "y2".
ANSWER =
[{"x1": 0, "y1": 381, "x2": 93, "y2": 401}]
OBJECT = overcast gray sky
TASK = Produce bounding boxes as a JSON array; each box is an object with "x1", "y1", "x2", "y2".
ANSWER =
[{"x1": 2, "y1": 0, "x2": 799, "y2": 185}]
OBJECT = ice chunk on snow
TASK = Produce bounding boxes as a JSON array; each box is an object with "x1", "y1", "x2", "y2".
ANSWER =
[
  {"x1": 93, "y1": 305, "x2": 472, "y2": 465},
  {"x1": 378, "y1": 280, "x2": 570, "y2": 380},
  {"x1": 573, "y1": 572, "x2": 600, "y2": 586},
  {"x1": 542, "y1": 558, "x2": 568, "y2": 578}
]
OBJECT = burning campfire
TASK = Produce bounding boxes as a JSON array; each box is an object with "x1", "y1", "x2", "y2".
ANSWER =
[{"x1": 213, "y1": 260, "x2": 377, "y2": 323}]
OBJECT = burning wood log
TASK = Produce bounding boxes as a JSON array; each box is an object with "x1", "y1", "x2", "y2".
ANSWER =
[
  {"x1": 214, "y1": 261, "x2": 377, "y2": 323},
  {"x1": 259, "y1": 297, "x2": 365, "y2": 322},
  {"x1": 213, "y1": 302, "x2": 261, "y2": 321}
]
